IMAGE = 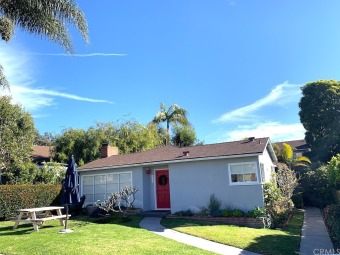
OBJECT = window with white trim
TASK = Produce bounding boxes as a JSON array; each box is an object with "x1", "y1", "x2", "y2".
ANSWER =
[
  {"x1": 82, "y1": 172, "x2": 132, "y2": 204},
  {"x1": 229, "y1": 162, "x2": 258, "y2": 184}
]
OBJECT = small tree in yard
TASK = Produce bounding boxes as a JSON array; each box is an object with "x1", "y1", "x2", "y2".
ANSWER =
[
  {"x1": 98, "y1": 187, "x2": 139, "y2": 216},
  {"x1": 264, "y1": 163, "x2": 298, "y2": 228}
]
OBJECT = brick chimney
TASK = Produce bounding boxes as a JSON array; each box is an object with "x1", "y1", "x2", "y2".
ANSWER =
[{"x1": 101, "y1": 143, "x2": 119, "y2": 158}]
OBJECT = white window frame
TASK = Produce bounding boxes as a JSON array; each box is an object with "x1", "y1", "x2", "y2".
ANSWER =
[
  {"x1": 81, "y1": 171, "x2": 133, "y2": 204},
  {"x1": 228, "y1": 162, "x2": 259, "y2": 186}
]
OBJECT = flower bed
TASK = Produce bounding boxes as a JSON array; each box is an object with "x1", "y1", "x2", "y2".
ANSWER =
[{"x1": 166, "y1": 215, "x2": 264, "y2": 228}]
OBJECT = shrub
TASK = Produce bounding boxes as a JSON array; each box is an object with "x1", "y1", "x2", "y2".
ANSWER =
[
  {"x1": 247, "y1": 207, "x2": 266, "y2": 218},
  {"x1": 301, "y1": 165, "x2": 335, "y2": 207},
  {"x1": 232, "y1": 209, "x2": 244, "y2": 217},
  {"x1": 221, "y1": 208, "x2": 233, "y2": 217},
  {"x1": 263, "y1": 163, "x2": 297, "y2": 228},
  {"x1": 0, "y1": 184, "x2": 62, "y2": 219},
  {"x1": 292, "y1": 192, "x2": 303, "y2": 209},
  {"x1": 174, "y1": 209, "x2": 193, "y2": 217},
  {"x1": 198, "y1": 206, "x2": 209, "y2": 216},
  {"x1": 324, "y1": 204, "x2": 340, "y2": 249},
  {"x1": 207, "y1": 194, "x2": 221, "y2": 215}
]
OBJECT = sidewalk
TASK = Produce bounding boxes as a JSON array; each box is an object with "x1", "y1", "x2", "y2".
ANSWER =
[
  {"x1": 139, "y1": 217, "x2": 260, "y2": 255},
  {"x1": 299, "y1": 207, "x2": 335, "y2": 255}
]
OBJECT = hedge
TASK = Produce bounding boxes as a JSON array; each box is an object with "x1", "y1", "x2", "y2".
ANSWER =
[{"x1": 0, "y1": 184, "x2": 62, "y2": 219}]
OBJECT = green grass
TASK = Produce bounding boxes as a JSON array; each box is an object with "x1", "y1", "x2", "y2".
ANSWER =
[
  {"x1": 0, "y1": 215, "x2": 214, "y2": 255},
  {"x1": 161, "y1": 209, "x2": 304, "y2": 255}
]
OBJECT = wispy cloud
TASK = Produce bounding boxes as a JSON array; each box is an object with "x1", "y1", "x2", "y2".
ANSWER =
[
  {"x1": 213, "y1": 82, "x2": 302, "y2": 123},
  {"x1": 25, "y1": 52, "x2": 127, "y2": 57},
  {"x1": 210, "y1": 121, "x2": 305, "y2": 143},
  {"x1": 0, "y1": 43, "x2": 113, "y2": 112}
]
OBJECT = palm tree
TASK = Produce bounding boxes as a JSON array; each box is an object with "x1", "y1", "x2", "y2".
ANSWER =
[
  {"x1": 274, "y1": 143, "x2": 311, "y2": 170},
  {"x1": 0, "y1": 0, "x2": 89, "y2": 90},
  {"x1": 152, "y1": 103, "x2": 189, "y2": 145}
]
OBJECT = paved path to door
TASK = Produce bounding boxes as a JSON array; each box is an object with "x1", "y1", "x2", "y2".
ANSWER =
[
  {"x1": 299, "y1": 207, "x2": 335, "y2": 255},
  {"x1": 139, "y1": 217, "x2": 260, "y2": 255}
]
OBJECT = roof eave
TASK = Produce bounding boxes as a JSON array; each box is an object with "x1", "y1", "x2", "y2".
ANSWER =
[{"x1": 78, "y1": 152, "x2": 262, "y2": 172}]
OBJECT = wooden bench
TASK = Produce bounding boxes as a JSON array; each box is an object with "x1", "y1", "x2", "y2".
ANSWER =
[{"x1": 30, "y1": 215, "x2": 70, "y2": 224}]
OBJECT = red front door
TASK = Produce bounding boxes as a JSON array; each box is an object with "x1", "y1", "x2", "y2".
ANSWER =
[{"x1": 156, "y1": 170, "x2": 171, "y2": 209}]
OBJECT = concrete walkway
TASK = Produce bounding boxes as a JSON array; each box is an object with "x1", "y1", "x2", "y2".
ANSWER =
[
  {"x1": 300, "y1": 207, "x2": 335, "y2": 255},
  {"x1": 139, "y1": 217, "x2": 260, "y2": 255}
]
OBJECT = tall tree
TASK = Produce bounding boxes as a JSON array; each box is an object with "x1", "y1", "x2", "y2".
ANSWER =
[
  {"x1": 152, "y1": 103, "x2": 189, "y2": 145},
  {"x1": 0, "y1": 96, "x2": 36, "y2": 183},
  {"x1": 299, "y1": 80, "x2": 340, "y2": 162},
  {"x1": 0, "y1": 0, "x2": 89, "y2": 89},
  {"x1": 54, "y1": 120, "x2": 164, "y2": 166},
  {"x1": 171, "y1": 125, "x2": 198, "y2": 147}
]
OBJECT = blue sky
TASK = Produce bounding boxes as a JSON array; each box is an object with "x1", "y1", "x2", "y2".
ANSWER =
[{"x1": 1, "y1": 0, "x2": 340, "y2": 144}]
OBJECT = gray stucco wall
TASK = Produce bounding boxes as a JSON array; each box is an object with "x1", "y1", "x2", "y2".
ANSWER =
[
  {"x1": 259, "y1": 147, "x2": 276, "y2": 182},
  {"x1": 168, "y1": 156, "x2": 264, "y2": 213}
]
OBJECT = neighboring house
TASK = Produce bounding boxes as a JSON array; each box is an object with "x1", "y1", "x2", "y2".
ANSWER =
[
  {"x1": 275, "y1": 139, "x2": 311, "y2": 158},
  {"x1": 78, "y1": 138, "x2": 277, "y2": 213},
  {"x1": 32, "y1": 146, "x2": 54, "y2": 166}
]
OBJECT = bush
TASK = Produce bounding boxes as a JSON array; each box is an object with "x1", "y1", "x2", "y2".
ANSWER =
[
  {"x1": 198, "y1": 206, "x2": 209, "y2": 216},
  {"x1": 324, "y1": 204, "x2": 340, "y2": 249},
  {"x1": 221, "y1": 208, "x2": 233, "y2": 217},
  {"x1": 232, "y1": 209, "x2": 244, "y2": 217},
  {"x1": 247, "y1": 207, "x2": 266, "y2": 218},
  {"x1": 208, "y1": 194, "x2": 221, "y2": 215},
  {"x1": 174, "y1": 209, "x2": 193, "y2": 216},
  {"x1": 301, "y1": 165, "x2": 335, "y2": 207},
  {"x1": 292, "y1": 192, "x2": 303, "y2": 209},
  {"x1": 0, "y1": 184, "x2": 62, "y2": 219}
]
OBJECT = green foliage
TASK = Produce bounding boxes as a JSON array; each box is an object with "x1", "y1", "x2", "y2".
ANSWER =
[
  {"x1": 174, "y1": 210, "x2": 193, "y2": 216},
  {"x1": 291, "y1": 192, "x2": 303, "y2": 209},
  {"x1": 171, "y1": 125, "x2": 198, "y2": 147},
  {"x1": 207, "y1": 194, "x2": 221, "y2": 215},
  {"x1": 198, "y1": 206, "x2": 209, "y2": 216},
  {"x1": 0, "y1": 0, "x2": 89, "y2": 53},
  {"x1": 34, "y1": 131, "x2": 55, "y2": 146},
  {"x1": 246, "y1": 207, "x2": 266, "y2": 218},
  {"x1": 4, "y1": 161, "x2": 37, "y2": 184},
  {"x1": 0, "y1": 184, "x2": 62, "y2": 219},
  {"x1": 0, "y1": 96, "x2": 36, "y2": 183},
  {"x1": 324, "y1": 204, "x2": 340, "y2": 249},
  {"x1": 328, "y1": 154, "x2": 340, "y2": 189},
  {"x1": 54, "y1": 121, "x2": 163, "y2": 166},
  {"x1": 301, "y1": 165, "x2": 335, "y2": 207},
  {"x1": 273, "y1": 142, "x2": 311, "y2": 169},
  {"x1": 153, "y1": 103, "x2": 189, "y2": 145},
  {"x1": 0, "y1": 64, "x2": 9, "y2": 90},
  {"x1": 34, "y1": 162, "x2": 66, "y2": 184},
  {"x1": 232, "y1": 209, "x2": 244, "y2": 217},
  {"x1": 263, "y1": 164, "x2": 297, "y2": 227},
  {"x1": 299, "y1": 80, "x2": 340, "y2": 163},
  {"x1": 221, "y1": 208, "x2": 233, "y2": 217}
]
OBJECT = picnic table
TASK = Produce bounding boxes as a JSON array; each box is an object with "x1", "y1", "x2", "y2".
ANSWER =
[{"x1": 11, "y1": 206, "x2": 70, "y2": 232}]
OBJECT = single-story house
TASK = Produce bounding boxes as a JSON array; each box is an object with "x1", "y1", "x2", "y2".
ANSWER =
[
  {"x1": 32, "y1": 145, "x2": 54, "y2": 166},
  {"x1": 78, "y1": 137, "x2": 277, "y2": 213}
]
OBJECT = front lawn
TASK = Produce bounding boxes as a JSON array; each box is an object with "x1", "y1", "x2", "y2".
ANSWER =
[
  {"x1": 161, "y1": 209, "x2": 304, "y2": 255},
  {"x1": 0, "y1": 215, "x2": 214, "y2": 255}
]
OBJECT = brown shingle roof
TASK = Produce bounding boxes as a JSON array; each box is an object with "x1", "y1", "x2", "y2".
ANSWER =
[
  {"x1": 79, "y1": 137, "x2": 271, "y2": 170},
  {"x1": 275, "y1": 139, "x2": 310, "y2": 151},
  {"x1": 32, "y1": 146, "x2": 53, "y2": 158}
]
